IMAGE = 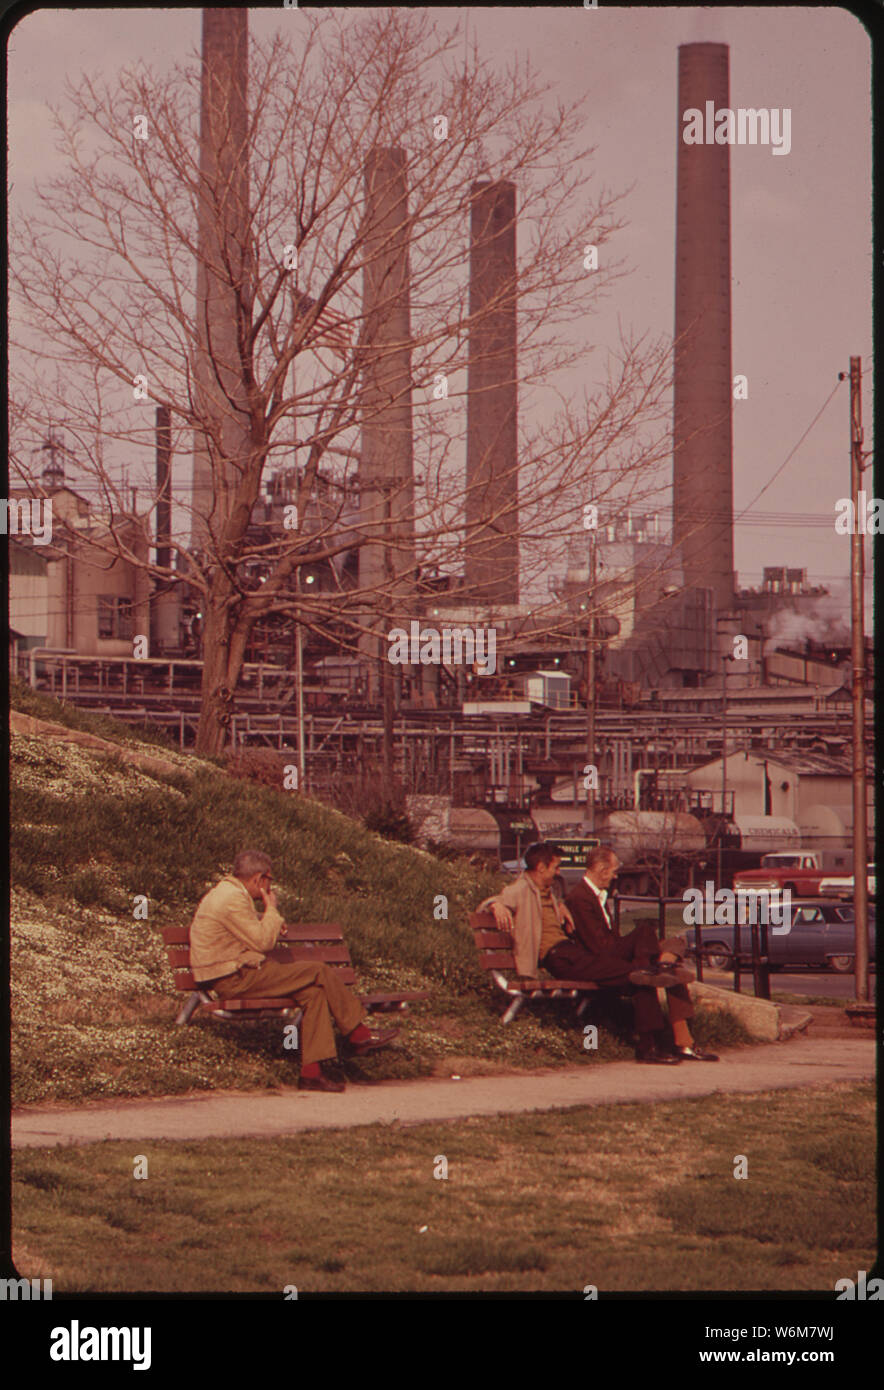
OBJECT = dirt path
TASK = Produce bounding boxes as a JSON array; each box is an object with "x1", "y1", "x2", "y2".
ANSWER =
[{"x1": 12, "y1": 1035, "x2": 874, "y2": 1149}]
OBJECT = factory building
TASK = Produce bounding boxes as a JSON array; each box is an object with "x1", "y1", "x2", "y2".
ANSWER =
[
  {"x1": 682, "y1": 749, "x2": 874, "y2": 857},
  {"x1": 11, "y1": 22, "x2": 866, "y2": 789},
  {"x1": 8, "y1": 446, "x2": 151, "y2": 660}
]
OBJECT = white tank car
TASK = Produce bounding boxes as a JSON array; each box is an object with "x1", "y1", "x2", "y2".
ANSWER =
[{"x1": 603, "y1": 810, "x2": 708, "y2": 897}]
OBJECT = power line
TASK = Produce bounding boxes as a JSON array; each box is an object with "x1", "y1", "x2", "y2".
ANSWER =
[{"x1": 736, "y1": 377, "x2": 845, "y2": 520}]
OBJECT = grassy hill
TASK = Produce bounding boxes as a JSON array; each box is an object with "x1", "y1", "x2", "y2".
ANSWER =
[{"x1": 10, "y1": 683, "x2": 746, "y2": 1104}]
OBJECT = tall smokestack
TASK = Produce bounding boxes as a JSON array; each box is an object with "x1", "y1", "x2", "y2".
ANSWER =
[
  {"x1": 673, "y1": 43, "x2": 734, "y2": 614},
  {"x1": 466, "y1": 179, "x2": 519, "y2": 605},
  {"x1": 359, "y1": 147, "x2": 415, "y2": 688},
  {"x1": 190, "y1": 8, "x2": 250, "y2": 553}
]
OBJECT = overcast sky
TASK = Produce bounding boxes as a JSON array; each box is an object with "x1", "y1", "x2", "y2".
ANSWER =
[{"x1": 7, "y1": 4, "x2": 874, "y2": 607}]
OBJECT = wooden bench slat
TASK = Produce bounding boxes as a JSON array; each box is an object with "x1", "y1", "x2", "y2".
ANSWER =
[
  {"x1": 469, "y1": 912, "x2": 498, "y2": 928},
  {"x1": 163, "y1": 923, "x2": 347, "y2": 946},
  {"x1": 271, "y1": 944, "x2": 351, "y2": 963},
  {"x1": 162, "y1": 926, "x2": 189, "y2": 944},
  {"x1": 173, "y1": 967, "x2": 361, "y2": 993},
  {"x1": 533, "y1": 979, "x2": 599, "y2": 991},
  {"x1": 362, "y1": 991, "x2": 428, "y2": 1005},
  {"x1": 281, "y1": 924, "x2": 345, "y2": 940},
  {"x1": 478, "y1": 951, "x2": 518, "y2": 970},
  {"x1": 472, "y1": 930, "x2": 514, "y2": 948},
  {"x1": 205, "y1": 997, "x2": 296, "y2": 1011},
  {"x1": 495, "y1": 977, "x2": 600, "y2": 992}
]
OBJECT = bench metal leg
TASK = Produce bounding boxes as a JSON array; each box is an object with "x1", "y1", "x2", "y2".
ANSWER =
[
  {"x1": 175, "y1": 992, "x2": 203, "y2": 1026},
  {"x1": 501, "y1": 995, "x2": 525, "y2": 1024}
]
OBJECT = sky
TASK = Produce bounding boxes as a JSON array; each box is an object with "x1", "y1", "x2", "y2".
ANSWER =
[{"x1": 7, "y1": 3, "x2": 875, "y2": 608}]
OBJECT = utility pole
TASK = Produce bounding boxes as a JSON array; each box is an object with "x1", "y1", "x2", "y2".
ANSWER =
[
  {"x1": 295, "y1": 565, "x2": 306, "y2": 791},
  {"x1": 718, "y1": 655, "x2": 728, "y2": 888},
  {"x1": 586, "y1": 535, "x2": 597, "y2": 832},
  {"x1": 381, "y1": 484, "x2": 395, "y2": 797},
  {"x1": 290, "y1": 325, "x2": 307, "y2": 793},
  {"x1": 848, "y1": 356, "x2": 871, "y2": 1010}
]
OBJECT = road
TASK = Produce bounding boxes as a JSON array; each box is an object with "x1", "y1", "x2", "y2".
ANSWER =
[{"x1": 701, "y1": 967, "x2": 873, "y2": 1001}]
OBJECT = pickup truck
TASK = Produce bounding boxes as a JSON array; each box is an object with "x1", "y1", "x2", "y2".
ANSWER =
[
  {"x1": 733, "y1": 851, "x2": 827, "y2": 898},
  {"x1": 818, "y1": 865, "x2": 876, "y2": 900}
]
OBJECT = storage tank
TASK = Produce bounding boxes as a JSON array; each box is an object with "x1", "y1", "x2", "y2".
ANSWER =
[
  {"x1": 797, "y1": 804, "x2": 852, "y2": 856},
  {"x1": 604, "y1": 810, "x2": 707, "y2": 859},
  {"x1": 603, "y1": 810, "x2": 707, "y2": 896},
  {"x1": 446, "y1": 807, "x2": 502, "y2": 854},
  {"x1": 726, "y1": 815, "x2": 801, "y2": 854}
]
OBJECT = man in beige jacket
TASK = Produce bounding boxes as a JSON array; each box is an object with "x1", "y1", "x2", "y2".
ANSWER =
[
  {"x1": 189, "y1": 850, "x2": 396, "y2": 1092},
  {"x1": 477, "y1": 841, "x2": 577, "y2": 975}
]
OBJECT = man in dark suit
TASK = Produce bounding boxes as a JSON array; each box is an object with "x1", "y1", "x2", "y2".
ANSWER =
[{"x1": 543, "y1": 846, "x2": 718, "y2": 1064}]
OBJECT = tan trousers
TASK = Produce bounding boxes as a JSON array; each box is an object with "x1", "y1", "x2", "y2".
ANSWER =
[{"x1": 214, "y1": 960, "x2": 367, "y2": 1065}]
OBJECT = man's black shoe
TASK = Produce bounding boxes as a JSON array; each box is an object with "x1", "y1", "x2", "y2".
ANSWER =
[
  {"x1": 298, "y1": 1071, "x2": 346, "y2": 1092},
  {"x1": 629, "y1": 966, "x2": 693, "y2": 988},
  {"x1": 672, "y1": 1045, "x2": 719, "y2": 1062},
  {"x1": 347, "y1": 1027, "x2": 399, "y2": 1056},
  {"x1": 635, "y1": 1047, "x2": 682, "y2": 1065}
]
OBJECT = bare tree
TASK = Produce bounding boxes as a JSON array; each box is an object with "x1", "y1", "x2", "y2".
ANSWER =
[{"x1": 11, "y1": 9, "x2": 673, "y2": 756}]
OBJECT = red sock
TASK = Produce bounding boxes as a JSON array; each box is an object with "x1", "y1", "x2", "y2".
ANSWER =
[
  {"x1": 348, "y1": 1023, "x2": 371, "y2": 1044},
  {"x1": 300, "y1": 1061, "x2": 320, "y2": 1079}
]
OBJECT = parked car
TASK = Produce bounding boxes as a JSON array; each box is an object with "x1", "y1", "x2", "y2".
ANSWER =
[
  {"x1": 683, "y1": 898, "x2": 876, "y2": 973},
  {"x1": 818, "y1": 866, "x2": 876, "y2": 901}
]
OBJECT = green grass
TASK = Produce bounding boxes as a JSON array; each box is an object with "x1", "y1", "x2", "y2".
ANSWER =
[
  {"x1": 10, "y1": 687, "x2": 752, "y2": 1105},
  {"x1": 12, "y1": 1081, "x2": 875, "y2": 1294},
  {"x1": 10, "y1": 676, "x2": 185, "y2": 753}
]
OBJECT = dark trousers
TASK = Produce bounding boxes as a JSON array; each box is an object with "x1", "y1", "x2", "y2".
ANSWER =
[{"x1": 543, "y1": 923, "x2": 693, "y2": 1036}]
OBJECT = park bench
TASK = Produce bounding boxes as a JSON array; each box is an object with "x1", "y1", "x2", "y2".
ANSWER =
[
  {"x1": 470, "y1": 910, "x2": 602, "y2": 1024},
  {"x1": 162, "y1": 922, "x2": 428, "y2": 1027}
]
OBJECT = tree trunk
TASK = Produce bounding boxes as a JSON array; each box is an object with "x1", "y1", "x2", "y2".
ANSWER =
[{"x1": 195, "y1": 597, "x2": 247, "y2": 758}]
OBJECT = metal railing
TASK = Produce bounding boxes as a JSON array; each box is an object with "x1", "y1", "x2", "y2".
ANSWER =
[{"x1": 610, "y1": 893, "x2": 771, "y2": 1000}]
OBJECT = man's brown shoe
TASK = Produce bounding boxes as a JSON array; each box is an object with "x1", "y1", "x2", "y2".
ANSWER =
[
  {"x1": 347, "y1": 1027, "x2": 399, "y2": 1056},
  {"x1": 299, "y1": 1072, "x2": 346, "y2": 1092}
]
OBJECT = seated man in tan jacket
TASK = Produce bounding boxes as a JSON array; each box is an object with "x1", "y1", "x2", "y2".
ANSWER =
[
  {"x1": 478, "y1": 840, "x2": 578, "y2": 976},
  {"x1": 189, "y1": 849, "x2": 396, "y2": 1092}
]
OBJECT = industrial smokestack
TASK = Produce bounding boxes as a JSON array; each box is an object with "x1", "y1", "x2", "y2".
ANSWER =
[
  {"x1": 155, "y1": 405, "x2": 171, "y2": 569},
  {"x1": 358, "y1": 147, "x2": 416, "y2": 691},
  {"x1": 673, "y1": 43, "x2": 734, "y2": 615},
  {"x1": 190, "y1": 7, "x2": 250, "y2": 552},
  {"x1": 466, "y1": 179, "x2": 519, "y2": 605}
]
